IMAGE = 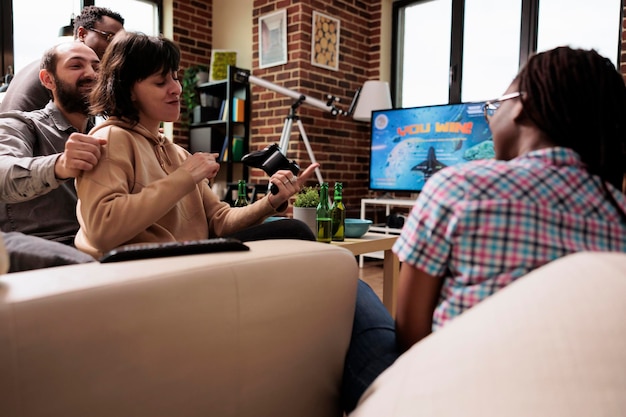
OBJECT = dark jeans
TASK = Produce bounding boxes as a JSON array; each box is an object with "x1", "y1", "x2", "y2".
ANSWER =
[
  {"x1": 341, "y1": 279, "x2": 400, "y2": 413},
  {"x1": 2, "y1": 232, "x2": 96, "y2": 273}
]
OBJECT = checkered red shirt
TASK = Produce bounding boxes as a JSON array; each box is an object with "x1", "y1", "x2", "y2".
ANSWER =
[{"x1": 393, "y1": 147, "x2": 626, "y2": 330}]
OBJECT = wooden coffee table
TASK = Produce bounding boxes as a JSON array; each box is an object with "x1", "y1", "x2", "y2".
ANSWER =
[{"x1": 331, "y1": 233, "x2": 400, "y2": 316}]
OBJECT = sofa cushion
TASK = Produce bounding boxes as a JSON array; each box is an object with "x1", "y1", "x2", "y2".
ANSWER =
[
  {"x1": 0, "y1": 239, "x2": 358, "y2": 417},
  {"x1": 352, "y1": 251, "x2": 626, "y2": 417}
]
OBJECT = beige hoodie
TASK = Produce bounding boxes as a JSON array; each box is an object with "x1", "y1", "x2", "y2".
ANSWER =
[{"x1": 75, "y1": 118, "x2": 281, "y2": 258}]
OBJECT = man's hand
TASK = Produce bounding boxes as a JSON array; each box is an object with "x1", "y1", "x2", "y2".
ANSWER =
[
  {"x1": 55, "y1": 133, "x2": 107, "y2": 179},
  {"x1": 180, "y1": 152, "x2": 221, "y2": 183}
]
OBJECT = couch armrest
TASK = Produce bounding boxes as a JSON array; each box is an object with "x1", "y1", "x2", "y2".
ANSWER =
[
  {"x1": 0, "y1": 240, "x2": 358, "y2": 417},
  {"x1": 352, "y1": 251, "x2": 626, "y2": 417}
]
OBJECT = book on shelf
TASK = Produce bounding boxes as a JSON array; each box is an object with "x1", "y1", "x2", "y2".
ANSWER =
[
  {"x1": 231, "y1": 136, "x2": 244, "y2": 161},
  {"x1": 232, "y1": 97, "x2": 245, "y2": 122},
  {"x1": 220, "y1": 100, "x2": 229, "y2": 121},
  {"x1": 219, "y1": 137, "x2": 245, "y2": 162},
  {"x1": 218, "y1": 99, "x2": 227, "y2": 121},
  {"x1": 220, "y1": 137, "x2": 229, "y2": 162}
]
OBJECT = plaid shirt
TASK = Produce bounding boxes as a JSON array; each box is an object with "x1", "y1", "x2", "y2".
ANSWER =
[{"x1": 393, "y1": 147, "x2": 626, "y2": 330}]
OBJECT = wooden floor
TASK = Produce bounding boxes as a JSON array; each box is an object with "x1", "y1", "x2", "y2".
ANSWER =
[{"x1": 358, "y1": 257, "x2": 385, "y2": 301}]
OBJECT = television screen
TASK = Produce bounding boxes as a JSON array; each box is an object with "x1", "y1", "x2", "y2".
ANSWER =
[{"x1": 369, "y1": 102, "x2": 494, "y2": 193}]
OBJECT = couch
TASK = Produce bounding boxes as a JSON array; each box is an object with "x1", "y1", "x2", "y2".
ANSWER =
[
  {"x1": 3, "y1": 238, "x2": 625, "y2": 417},
  {"x1": 351, "y1": 251, "x2": 626, "y2": 417},
  {"x1": 0, "y1": 239, "x2": 358, "y2": 417}
]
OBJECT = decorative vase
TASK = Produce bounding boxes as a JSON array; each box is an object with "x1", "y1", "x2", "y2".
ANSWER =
[
  {"x1": 292, "y1": 207, "x2": 317, "y2": 235},
  {"x1": 195, "y1": 71, "x2": 209, "y2": 85}
]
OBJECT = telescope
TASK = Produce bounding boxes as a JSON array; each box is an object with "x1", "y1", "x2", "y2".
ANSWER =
[
  {"x1": 233, "y1": 68, "x2": 352, "y2": 117},
  {"x1": 235, "y1": 68, "x2": 362, "y2": 187}
]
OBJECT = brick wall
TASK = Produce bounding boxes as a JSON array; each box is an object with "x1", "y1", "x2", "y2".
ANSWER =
[
  {"x1": 248, "y1": 1, "x2": 383, "y2": 215},
  {"x1": 170, "y1": 0, "x2": 383, "y2": 215},
  {"x1": 169, "y1": 1, "x2": 626, "y2": 214},
  {"x1": 171, "y1": 0, "x2": 213, "y2": 150}
]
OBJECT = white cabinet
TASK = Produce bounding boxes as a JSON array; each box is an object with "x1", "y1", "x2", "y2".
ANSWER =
[{"x1": 359, "y1": 198, "x2": 416, "y2": 265}]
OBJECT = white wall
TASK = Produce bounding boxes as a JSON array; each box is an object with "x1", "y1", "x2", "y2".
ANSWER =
[{"x1": 212, "y1": 0, "x2": 253, "y2": 71}]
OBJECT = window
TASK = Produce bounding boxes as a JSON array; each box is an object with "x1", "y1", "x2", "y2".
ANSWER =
[
  {"x1": 1, "y1": 0, "x2": 161, "y2": 75},
  {"x1": 461, "y1": 0, "x2": 522, "y2": 103},
  {"x1": 393, "y1": 0, "x2": 624, "y2": 107},
  {"x1": 93, "y1": 0, "x2": 160, "y2": 36},
  {"x1": 536, "y1": 0, "x2": 622, "y2": 60},
  {"x1": 396, "y1": 0, "x2": 452, "y2": 107},
  {"x1": 12, "y1": 0, "x2": 76, "y2": 72}
]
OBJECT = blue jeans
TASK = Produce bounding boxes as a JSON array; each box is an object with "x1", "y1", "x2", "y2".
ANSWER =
[{"x1": 342, "y1": 279, "x2": 400, "y2": 413}]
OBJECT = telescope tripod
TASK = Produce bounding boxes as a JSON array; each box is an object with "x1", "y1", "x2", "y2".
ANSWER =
[{"x1": 277, "y1": 98, "x2": 324, "y2": 185}]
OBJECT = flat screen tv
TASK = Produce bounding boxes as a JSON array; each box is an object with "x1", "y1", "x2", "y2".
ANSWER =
[{"x1": 369, "y1": 102, "x2": 494, "y2": 194}]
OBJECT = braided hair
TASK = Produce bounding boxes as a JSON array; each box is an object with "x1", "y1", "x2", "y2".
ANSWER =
[{"x1": 515, "y1": 47, "x2": 626, "y2": 191}]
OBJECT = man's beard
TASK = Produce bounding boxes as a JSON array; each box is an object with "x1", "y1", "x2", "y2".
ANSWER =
[{"x1": 54, "y1": 76, "x2": 93, "y2": 115}]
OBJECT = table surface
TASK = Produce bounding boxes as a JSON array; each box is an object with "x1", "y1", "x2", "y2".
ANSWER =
[{"x1": 330, "y1": 232, "x2": 398, "y2": 255}]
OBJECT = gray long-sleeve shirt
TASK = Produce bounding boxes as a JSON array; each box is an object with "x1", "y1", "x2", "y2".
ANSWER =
[
  {"x1": 0, "y1": 102, "x2": 84, "y2": 244},
  {"x1": 0, "y1": 59, "x2": 51, "y2": 113}
]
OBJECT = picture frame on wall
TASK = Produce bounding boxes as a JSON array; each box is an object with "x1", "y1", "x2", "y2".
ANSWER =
[
  {"x1": 259, "y1": 9, "x2": 288, "y2": 69},
  {"x1": 311, "y1": 11, "x2": 340, "y2": 71},
  {"x1": 210, "y1": 50, "x2": 237, "y2": 82}
]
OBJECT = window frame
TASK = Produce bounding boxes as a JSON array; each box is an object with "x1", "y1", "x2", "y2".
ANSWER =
[
  {"x1": 392, "y1": 0, "x2": 625, "y2": 106},
  {"x1": 0, "y1": 0, "x2": 163, "y2": 78}
]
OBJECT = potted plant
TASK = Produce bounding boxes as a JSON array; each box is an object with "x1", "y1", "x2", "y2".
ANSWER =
[
  {"x1": 292, "y1": 186, "x2": 319, "y2": 234},
  {"x1": 182, "y1": 64, "x2": 209, "y2": 125}
]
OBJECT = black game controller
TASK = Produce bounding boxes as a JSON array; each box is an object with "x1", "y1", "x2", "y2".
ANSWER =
[{"x1": 241, "y1": 144, "x2": 300, "y2": 195}]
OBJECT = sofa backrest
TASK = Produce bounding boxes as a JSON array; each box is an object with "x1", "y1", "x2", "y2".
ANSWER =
[
  {"x1": 0, "y1": 239, "x2": 358, "y2": 417},
  {"x1": 352, "y1": 251, "x2": 626, "y2": 417}
]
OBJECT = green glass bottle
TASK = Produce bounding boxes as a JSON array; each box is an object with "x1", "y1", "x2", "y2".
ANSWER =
[
  {"x1": 316, "y1": 182, "x2": 332, "y2": 243},
  {"x1": 234, "y1": 180, "x2": 249, "y2": 207},
  {"x1": 330, "y1": 182, "x2": 345, "y2": 241}
]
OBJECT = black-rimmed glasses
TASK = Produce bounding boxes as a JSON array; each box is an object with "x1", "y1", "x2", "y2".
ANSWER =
[
  {"x1": 89, "y1": 27, "x2": 116, "y2": 42},
  {"x1": 483, "y1": 91, "x2": 523, "y2": 122}
]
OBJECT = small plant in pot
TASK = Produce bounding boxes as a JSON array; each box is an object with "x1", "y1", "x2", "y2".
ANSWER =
[
  {"x1": 181, "y1": 64, "x2": 209, "y2": 126},
  {"x1": 292, "y1": 186, "x2": 319, "y2": 234}
]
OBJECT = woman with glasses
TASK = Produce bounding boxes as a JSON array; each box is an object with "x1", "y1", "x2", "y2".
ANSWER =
[{"x1": 393, "y1": 46, "x2": 626, "y2": 352}]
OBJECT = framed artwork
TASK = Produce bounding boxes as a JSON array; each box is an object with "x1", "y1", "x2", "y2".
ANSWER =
[
  {"x1": 311, "y1": 11, "x2": 340, "y2": 71},
  {"x1": 259, "y1": 9, "x2": 288, "y2": 69},
  {"x1": 210, "y1": 50, "x2": 237, "y2": 82}
]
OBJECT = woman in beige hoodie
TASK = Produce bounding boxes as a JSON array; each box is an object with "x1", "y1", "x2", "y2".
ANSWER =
[
  {"x1": 75, "y1": 32, "x2": 319, "y2": 258},
  {"x1": 76, "y1": 33, "x2": 400, "y2": 415}
]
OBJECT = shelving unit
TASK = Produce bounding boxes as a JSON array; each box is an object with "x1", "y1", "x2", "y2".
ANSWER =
[
  {"x1": 189, "y1": 65, "x2": 251, "y2": 186},
  {"x1": 359, "y1": 198, "x2": 415, "y2": 266}
]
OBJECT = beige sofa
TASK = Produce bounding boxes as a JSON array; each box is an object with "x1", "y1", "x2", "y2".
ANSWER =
[
  {"x1": 3, "y1": 236, "x2": 625, "y2": 417},
  {"x1": 352, "y1": 251, "x2": 626, "y2": 417},
  {"x1": 0, "y1": 239, "x2": 358, "y2": 417}
]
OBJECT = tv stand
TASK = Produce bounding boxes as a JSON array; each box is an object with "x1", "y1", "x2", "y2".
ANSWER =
[{"x1": 359, "y1": 198, "x2": 416, "y2": 266}]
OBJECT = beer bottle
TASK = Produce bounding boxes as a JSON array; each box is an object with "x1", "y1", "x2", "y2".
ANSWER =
[
  {"x1": 234, "y1": 180, "x2": 249, "y2": 207},
  {"x1": 316, "y1": 182, "x2": 332, "y2": 243},
  {"x1": 330, "y1": 182, "x2": 345, "y2": 241}
]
